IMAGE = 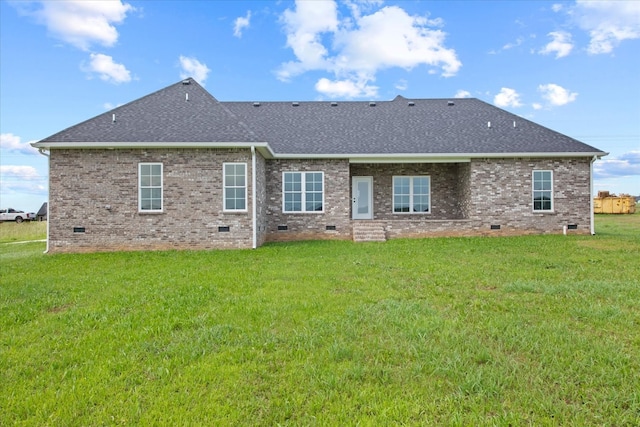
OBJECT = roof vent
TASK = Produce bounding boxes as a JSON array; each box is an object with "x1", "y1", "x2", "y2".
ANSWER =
[
  {"x1": 182, "y1": 79, "x2": 191, "y2": 85},
  {"x1": 331, "y1": 101, "x2": 338, "y2": 107},
  {"x1": 448, "y1": 101, "x2": 455, "y2": 106},
  {"x1": 112, "y1": 113, "x2": 116, "y2": 123},
  {"x1": 408, "y1": 101, "x2": 415, "y2": 107},
  {"x1": 292, "y1": 102, "x2": 299, "y2": 107},
  {"x1": 487, "y1": 121, "x2": 491, "y2": 128},
  {"x1": 369, "y1": 101, "x2": 376, "y2": 107},
  {"x1": 253, "y1": 102, "x2": 260, "y2": 107}
]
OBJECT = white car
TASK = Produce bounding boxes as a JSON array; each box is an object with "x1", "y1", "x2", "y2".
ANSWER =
[{"x1": 0, "y1": 208, "x2": 35, "y2": 223}]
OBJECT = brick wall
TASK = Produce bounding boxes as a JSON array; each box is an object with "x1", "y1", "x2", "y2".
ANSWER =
[
  {"x1": 47, "y1": 151, "x2": 593, "y2": 252},
  {"x1": 48, "y1": 148, "x2": 256, "y2": 252},
  {"x1": 254, "y1": 151, "x2": 268, "y2": 247},
  {"x1": 467, "y1": 158, "x2": 592, "y2": 234},
  {"x1": 265, "y1": 159, "x2": 352, "y2": 242}
]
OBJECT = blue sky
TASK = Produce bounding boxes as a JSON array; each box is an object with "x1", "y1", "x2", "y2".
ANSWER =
[{"x1": 1, "y1": 0, "x2": 639, "y2": 212}]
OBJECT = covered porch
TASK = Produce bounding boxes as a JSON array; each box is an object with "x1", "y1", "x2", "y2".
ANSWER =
[{"x1": 349, "y1": 162, "x2": 474, "y2": 242}]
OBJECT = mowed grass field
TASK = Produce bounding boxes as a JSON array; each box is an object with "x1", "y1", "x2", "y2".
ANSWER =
[{"x1": 1, "y1": 212, "x2": 639, "y2": 425}]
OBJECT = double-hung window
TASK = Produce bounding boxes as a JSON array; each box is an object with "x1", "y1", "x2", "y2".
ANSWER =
[
  {"x1": 393, "y1": 176, "x2": 430, "y2": 213},
  {"x1": 532, "y1": 170, "x2": 553, "y2": 212},
  {"x1": 139, "y1": 163, "x2": 163, "y2": 212},
  {"x1": 283, "y1": 171, "x2": 324, "y2": 213},
  {"x1": 223, "y1": 163, "x2": 247, "y2": 211}
]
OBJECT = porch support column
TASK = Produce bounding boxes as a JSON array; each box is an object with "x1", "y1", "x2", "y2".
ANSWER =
[{"x1": 251, "y1": 145, "x2": 257, "y2": 248}]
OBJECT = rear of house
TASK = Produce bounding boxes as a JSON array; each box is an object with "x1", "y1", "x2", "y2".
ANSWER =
[{"x1": 33, "y1": 78, "x2": 606, "y2": 253}]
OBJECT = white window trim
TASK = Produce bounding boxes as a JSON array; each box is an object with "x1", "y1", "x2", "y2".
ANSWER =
[
  {"x1": 138, "y1": 162, "x2": 163, "y2": 213},
  {"x1": 532, "y1": 170, "x2": 554, "y2": 213},
  {"x1": 392, "y1": 175, "x2": 431, "y2": 214},
  {"x1": 223, "y1": 162, "x2": 248, "y2": 212},
  {"x1": 282, "y1": 171, "x2": 325, "y2": 214}
]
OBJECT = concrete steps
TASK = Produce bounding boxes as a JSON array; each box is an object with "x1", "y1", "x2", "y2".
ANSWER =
[{"x1": 353, "y1": 221, "x2": 387, "y2": 242}]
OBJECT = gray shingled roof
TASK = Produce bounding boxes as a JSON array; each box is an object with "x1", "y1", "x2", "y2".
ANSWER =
[
  {"x1": 40, "y1": 78, "x2": 260, "y2": 143},
  {"x1": 38, "y1": 78, "x2": 605, "y2": 157}
]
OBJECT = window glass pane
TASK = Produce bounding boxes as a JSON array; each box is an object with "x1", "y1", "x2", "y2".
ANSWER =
[
  {"x1": 413, "y1": 195, "x2": 429, "y2": 212},
  {"x1": 394, "y1": 195, "x2": 410, "y2": 212},
  {"x1": 151, "y1": 164, "x2": 161, "y2": 176},
  {"x1": 141, "y1": 175, "x2": 151, "y2": 187},
  {"x1": 306, "y1": 193, "x2": 322, "y2": 212},
  {"x1": 394, "y1": 177, "x2": 410, "y2": 195},
  {"x1": 413, "y1": 177, "x2": 429, "y2": 193}
]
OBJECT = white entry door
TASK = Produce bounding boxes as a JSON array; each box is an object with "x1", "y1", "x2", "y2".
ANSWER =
[{"x1": 352, "y1": 176, "x2": 373, "y2": 219}]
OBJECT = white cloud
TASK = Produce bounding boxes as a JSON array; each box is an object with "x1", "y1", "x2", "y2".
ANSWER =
[
  {"x1": 234, "y1": 11, "x2": 251, "y2": 38},
  {"x1": 395, "y1": 79, "x2": 408, "y2": 91},
  {"x1": 0, "y1": 165, "x2": 47, "y2": 195},
  {"x1": 18, "y1": 0, "x2": 134, "y2": 51},
  {"x1": 494, "y1": 88, "x2": 523, "y2": 108},
  {"x1": 538, "y1": 83, "x2": 578, "y2": 106},
  {"x1": 594, "y1": 151, "x2": 640, "y2": 179},
  {"x1": 278, "y1": 0, "x2": 338, "y2": 80},
  {"x1": 179, "y1": 56, "x2": 211, "y2": 85},
  {"x1": 574, "y1": 0, "x2": 640, "y2": 54},
  {"x1": 315, "y1": 77, "x2": 378, "y2": 99},
  {"x1": 278, "y1": 1, "x2": 461, "y2": 98},
  {"x1": 532, "y1": 103, "x2": 543, "y2": 110},
  {"x1": 0, "y1": 133, "x2": 39, "y2": 155},
  {"x1": 503, "y1": 37, "x2": 524, "y2": 50},
  {"x1": 84, "y1": 53, "x2": 131, "y2": 84},
  {"x1": 454, "y1": 90, "x2": 471, "y2": 98},
  {"x1": 539, "y1": 31, "x2": 573, "y2": 58},
  {"x1": 552, "y1": 4, "x2": 563, "y2": 13},
  {"x1": 0, "y1": 165, "x2": 40, "y2": 180}
]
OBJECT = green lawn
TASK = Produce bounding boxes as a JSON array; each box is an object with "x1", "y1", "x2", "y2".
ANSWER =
[{"x1": 1, "y1": 213, "x2": 639, "y2": 425}]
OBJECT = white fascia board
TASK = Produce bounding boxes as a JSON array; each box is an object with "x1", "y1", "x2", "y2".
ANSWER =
[
  {"x1": 273, "y1": 151, "x2": 608, "y2": 162},
  {"x1": 31, "y1": 141, "x2": 276, "y2": 158}
]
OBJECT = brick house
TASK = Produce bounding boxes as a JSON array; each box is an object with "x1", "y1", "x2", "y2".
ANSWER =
[{"x1": 33, "y1": 78, "x2": 607, "y2": 253}]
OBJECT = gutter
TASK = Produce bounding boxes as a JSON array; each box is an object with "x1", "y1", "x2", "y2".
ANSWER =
[
  {"x1": 590, "y1": 155, "x2": 597, "y2": 235},
  {"x1": 30, "y1": 141, "x2": 606, "y2": 162},
  {"x1": 31, "y1": 141, "x2": 275, "y2": 158},
  {"x1": 36, "y1": 148, "x2": 50, "y2": 253}
]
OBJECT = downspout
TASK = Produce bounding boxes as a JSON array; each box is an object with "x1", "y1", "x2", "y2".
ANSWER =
[
  {"x1": 251, "y1": 146, "x2": 257, "y2": 249},
  {"x1": 38, "y1": 148, "x2": 50, "y2": 253},
  {"x1": 590, "y1": 155, "x2": 596, "y2": 235}
]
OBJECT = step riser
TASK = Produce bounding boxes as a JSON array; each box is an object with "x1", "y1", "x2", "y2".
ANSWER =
[{"x1": 352, "y1": 222, "x2": 387, "y2": 242}]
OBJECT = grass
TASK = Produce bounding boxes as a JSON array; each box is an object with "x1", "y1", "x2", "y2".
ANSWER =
[
  {"x1": 1, "y1": 212, "x2": 639, "y2": 425},
  {"x1": 0, "y1": 221, "x2": 46, "y2": 244}
]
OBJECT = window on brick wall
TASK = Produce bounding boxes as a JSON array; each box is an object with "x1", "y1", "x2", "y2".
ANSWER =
[
  {"x1": 283, "y1": 171, "x2": 324, "y2": 213},
  {"x1": 139, "y1": 163, "x2": 163, "y2": 212},
  {"x1": 223, "y1": 163, "x2": 247, "y2": 211},
  {"x1": 393, "y1": 176, "x2": 430, "y2": 213},
  {"x1": 532, "y1": 170, "x2": 553, "y2": 212}
]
